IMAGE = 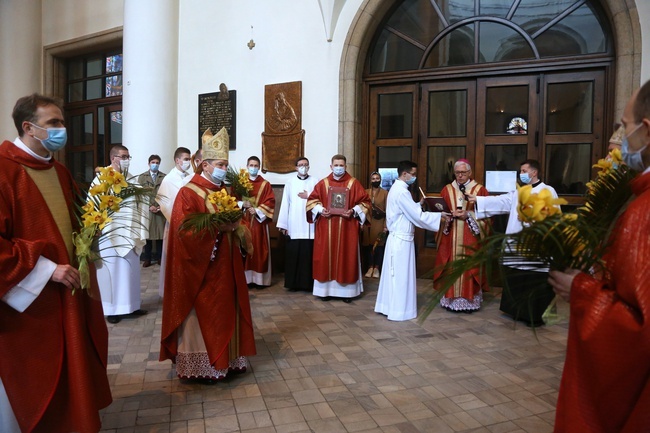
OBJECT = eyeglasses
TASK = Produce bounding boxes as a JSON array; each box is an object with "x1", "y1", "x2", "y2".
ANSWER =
[
  {"x1": 116, "y1": 155, "x2": 132, "y2": 160},
  {"x1": 454, "y1": 170, "x2": 469, "y2": 175},
  {"x1": 297, "y1": 164, "x2": 309, "y2": 168}
]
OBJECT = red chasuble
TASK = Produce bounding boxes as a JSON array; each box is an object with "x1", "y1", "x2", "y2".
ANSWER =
[
  {"x1": 306, "y1": 173, "x2": 370, "y2": 284},
  {"x1": 160, "y1": 175, "x2": 256, "y2": 369},
  {"x1": 434, "y1": 180, "x2": 490, "y2": 300},
  {"x1": 0, "y1": 141, "x2": 111, "y2": 433},
  {"x1": 237, "y1": 176, "x2": 275, "y2": 273},
  {"x1": 554, "y1": 171, "x2": 650, "y2": 432}
]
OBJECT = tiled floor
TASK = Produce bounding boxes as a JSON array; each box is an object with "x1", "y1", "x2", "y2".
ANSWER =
[{"x1": 100, "y1": 265, "x2": 568, "y2": 433}]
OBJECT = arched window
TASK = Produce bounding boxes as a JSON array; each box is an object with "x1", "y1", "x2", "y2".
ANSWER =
[{"x1": 369, "y1": 0, "x2": 610, "y2": 74}]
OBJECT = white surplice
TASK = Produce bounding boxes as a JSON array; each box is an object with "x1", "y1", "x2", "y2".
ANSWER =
[
  {"x1": 474, "y1": 181, "x2": 558, "y2": 271},
  {"x1": 93, "y1": 170, "x2": 148, "y2": 315},
  {"x1": 375, "y1": 179, "x2": 442, "y2": 321},
  {"x1": 276, "y1": 174, "x2": 318, "y2": 240}
]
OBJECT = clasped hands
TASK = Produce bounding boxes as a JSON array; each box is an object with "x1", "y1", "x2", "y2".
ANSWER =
[{"x1": 242, "y1": 200, "x2": 256, "y2": 215}]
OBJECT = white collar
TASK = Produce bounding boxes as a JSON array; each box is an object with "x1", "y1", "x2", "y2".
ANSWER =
[{"x1": 13, "y1": 137, "x2": 51, "y2": 162}]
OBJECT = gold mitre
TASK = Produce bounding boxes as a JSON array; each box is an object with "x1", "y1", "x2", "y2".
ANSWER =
[
  {"x1": 201, "y1": 127, "x2": 229, "y2": 161},
  {"x1": 609, "y1": 125, "x2": 624, "y2": 145}
]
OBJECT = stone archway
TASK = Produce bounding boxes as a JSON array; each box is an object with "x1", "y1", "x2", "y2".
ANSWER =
[{"x1": 338, "y1": 0, "x2": 643, "y2": 175}]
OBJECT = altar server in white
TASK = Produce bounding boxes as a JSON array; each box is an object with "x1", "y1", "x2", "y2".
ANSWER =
[
  {"x1": 276, "y1": 156, "x2": 319, "y2": 291},
  {"x1": 375, "y1": 160, "x2": 447, "y2": 321}
]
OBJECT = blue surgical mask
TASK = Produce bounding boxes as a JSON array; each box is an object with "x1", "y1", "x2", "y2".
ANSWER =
[
  {"x1": 519, "y1": 173, "x2": 531, "y2": 184},
  {"x1": 405, "y1": 175, "x2": 417, "y2": 185},
  {"x1": 621, "y1": 137, "x2": 648, "y2": 172},
  {"x1": 211, "y1": 167, "x2": 227, "y2": 183},
  {"x1": 248, "y1": 167, "x2": 259, "y2": 177},
  {"x1": 621, "y1": 123, "x2": 648, "y2": 172},
  {"x1": 30, "y1": 123, "x2": 67, "y2": 152},
  {"x1": 150, "y1": 163, "x2": 159, "y2": 172},
  {"x1": 333, "y1": 166, "x2": 345, "y2": 177}
]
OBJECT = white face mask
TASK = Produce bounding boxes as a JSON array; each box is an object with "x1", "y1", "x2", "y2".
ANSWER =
[
  {"x1": 621, "y1": 123, "x2": 648, "y2": 172},
  {"x1": 119, "y1": 159, "x2": 130, "y2": 172},
  {"x1": 298, "y1": 166, "x2": 308, "y2": 176},
  {"x1": 181, "y1": 160, "x2": 191, "y2": 172}
]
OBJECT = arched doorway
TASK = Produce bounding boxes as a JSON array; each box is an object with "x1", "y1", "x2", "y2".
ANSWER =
[{"x1": 348, "y1": 0, "x2": 626, "y2": 275}]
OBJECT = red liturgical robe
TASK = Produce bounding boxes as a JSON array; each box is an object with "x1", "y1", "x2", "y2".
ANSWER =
[
  {"x1": 0, "y1": 140, "x2": 111, "y2": 432},
  {"x1": 434, "y1": 180, "x2": 490, "y2": 302},
  {"x1": 306, "y1": 173, "x2": 370, "y2": 284},
  {"x1": 555, "y1": 171, "x2": 650, "y2": 432},
  {"x1": 238, "y1": 176, "x2": 275, "y2": 274},
  {"x1": 160, "y1": 175, "x2": 256, "y2": 370}
]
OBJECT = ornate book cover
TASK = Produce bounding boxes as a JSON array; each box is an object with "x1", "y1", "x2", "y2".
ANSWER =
[
  {"x1": 328, "y1": 186, "x2": 349, "y2": 215},
  {"x1": 423, "y1": 197, "x2": 451, "y2": 213}
]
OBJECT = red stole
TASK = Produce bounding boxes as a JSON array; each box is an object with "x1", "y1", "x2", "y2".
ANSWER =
[
  {"x1": 306, "y1": 173, "x2": 370, "y2": 284},
  {"x1": 160, "y1": 175, "x2": 256, "y2": 369}
]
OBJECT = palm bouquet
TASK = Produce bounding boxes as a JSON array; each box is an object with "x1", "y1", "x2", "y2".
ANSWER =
[
  {"x1": 72, "y1": 166, "x2": 153, "y2": 294},
  {"x1": 225, "y1": 166, "x2": 255, "y2": 205},
  {"x1": 424, "y1": 149, "x2": 636, "y2": 323},
  {"x1": 178, "y1": 189, "x2": 253, "y2": 256}
]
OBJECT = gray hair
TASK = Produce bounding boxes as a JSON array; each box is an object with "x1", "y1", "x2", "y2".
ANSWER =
[{"x1": 454, "y1": 160, "x2": 471, "y2": 171}]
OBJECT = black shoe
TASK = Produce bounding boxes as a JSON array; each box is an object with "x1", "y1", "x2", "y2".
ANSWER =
[
  {"x1": 129, "y1": 309, "x2": 148, "y2": 316},
  {"x1": 106, "y1": 315, "x2": 121, "y2": 324},
  {"x1": 342, "y1": 298, "x2": 352, "y2": 303},
  {"x1": 320, "y1": 296, "x2": 331, "y2": 302}
]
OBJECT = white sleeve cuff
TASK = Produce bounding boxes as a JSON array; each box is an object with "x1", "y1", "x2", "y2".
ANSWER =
[{"x1": 2, "y1": 256, "x2": 57, "y2": 312}]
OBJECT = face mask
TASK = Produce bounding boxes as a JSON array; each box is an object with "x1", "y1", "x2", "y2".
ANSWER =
[
  {"x1": 371, "y1": 181, "x2": 381, "y2": 188},
  {"x1": 333, "y1": 166, "x2": 345, "y2": 177},
  {"x1": 298, "y1": 166, "x2": 308, "y2": 176},
  {"x1": 150, "y1": 163, "x2": 159, "y2": 172},
  {"x1": 519, "y1": 173, "x2": 531, "y2": 184},
  {"x1": 211, "y1": 166, "x2": 227, "y2": 183},
  {"x1": 30, "y1": 123, "x2": 67, "y2": 152},
  {"x1": 119, "y1": 159, "x2": 130, "y2": 172},
  {"x1": 405, "y1": 176, "x2": 417, "y2": 185},
  {"x1": 248, "y1": 167, "x2": 259, "y2": 177},
  {"x1": 181, "y1": 160, "x2": 191, "y2": 172},
  {"x1": 621, "y1": 137, "x2": 648, "y2": 172}
]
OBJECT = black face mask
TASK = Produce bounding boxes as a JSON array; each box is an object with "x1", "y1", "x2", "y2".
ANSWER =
[{"x1": 371, "y1": 181, "x2": 381, "y2": 188}]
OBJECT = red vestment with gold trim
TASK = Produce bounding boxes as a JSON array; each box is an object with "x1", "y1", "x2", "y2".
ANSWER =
[
  {"x1": 434, "y1": 180, "x2": 490, "y2": 304},
  {"x1": 306, "y1": 173, "x2": 370, "y2": 284},
  {"x1": 0, "y1": 140, "x2": 111, "y2": 432},
  {"x1": 160, "y1": 175, "x2": 256, "y2": 370},
  {"x1": 238, "y1": 176, "x2": 275, "y2": 273}
]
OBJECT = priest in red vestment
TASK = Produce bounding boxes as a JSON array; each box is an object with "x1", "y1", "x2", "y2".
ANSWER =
[
  {"x1": 434, "y1": 160, "x2": 490, "y2": 313},
  {"x1": 306, "y1": 154, "x2": 371, "y2": 302},
  {"x1": 160, "y1": 127, "x2": 256, "y2": 382},
  {"x1": 238, "y1": 156, "x2": 275, "y2": 287},
  {"x1": 0, "y1": 94, "x2": 111, "y2": 433},
  {"x1": 548, "y1": 84, "x2": 650, "y2": 432}
]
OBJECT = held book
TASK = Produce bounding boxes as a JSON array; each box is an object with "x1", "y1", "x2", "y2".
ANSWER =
[
  {"x1": 423, "y1": 197, "x2": 451, "y2": 213},
  {"x1": 328, "y1": 186, "x2": 350, "y2": 215}
]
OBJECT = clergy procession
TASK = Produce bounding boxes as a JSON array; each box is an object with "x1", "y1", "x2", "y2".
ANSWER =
[{"x1": 2, "y1": 89, "x2": 650, "y2": 432}]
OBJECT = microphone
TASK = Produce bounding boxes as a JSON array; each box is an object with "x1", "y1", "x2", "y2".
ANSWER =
[{"x1": 458, "y1": 183, "x2": 468, "y2": 201}]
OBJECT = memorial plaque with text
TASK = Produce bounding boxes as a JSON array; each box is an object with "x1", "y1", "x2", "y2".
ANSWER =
[{"x1": 198, "y1": 90, "x2": 236, "y2": 149}]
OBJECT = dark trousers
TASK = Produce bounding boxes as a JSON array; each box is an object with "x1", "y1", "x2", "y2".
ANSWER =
[
  {"x1": 142, "y1": 239, "x2": 163, "y2": 262},
  {"x1": 501, "y1": 266, "x2": 555, "y2": 326}
]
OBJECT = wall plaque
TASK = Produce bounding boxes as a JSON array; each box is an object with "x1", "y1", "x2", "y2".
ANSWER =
[
  {"x1": 198, "y1": 83, "x2": 236, "y2": 150},
  {"x1": 262, "y1": 81, "x2": 304, "y2": 173}
]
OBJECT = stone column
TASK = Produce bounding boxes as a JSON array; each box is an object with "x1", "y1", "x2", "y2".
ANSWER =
[
  {"x1": 122, "y1": 0, "x2": 179, "y2": 175},
  {"x1": 0, "y1": 0, "x2": 42, "y2": 139}
]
